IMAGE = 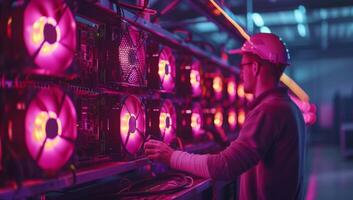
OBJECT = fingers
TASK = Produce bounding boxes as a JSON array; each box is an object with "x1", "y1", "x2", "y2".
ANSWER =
[{"x1": 144, "y1": 148, "x2": 159, "y2": 155}]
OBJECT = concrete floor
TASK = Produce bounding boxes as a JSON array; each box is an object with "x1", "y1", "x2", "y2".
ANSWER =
[{"x1": 305, "y1": 144, "x2": 353, "y2": 200}]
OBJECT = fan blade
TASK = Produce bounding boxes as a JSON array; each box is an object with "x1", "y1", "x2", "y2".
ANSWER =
[
  {"x1": 34, "y1": 94, "x2": 49, "y2": 112},
  {"x1": 35, "y1": 137, "x2": 48, "y2": 162},
  {"x1": 60, "y1": 135, "x2": 75, "y2": 144},
  {"x1": 124, "y1": 132, "x2": 131, "y2": 147}
]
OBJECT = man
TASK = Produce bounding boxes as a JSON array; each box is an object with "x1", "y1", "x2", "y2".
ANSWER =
[{"x1": 144, "y1": 33, "x2": 306, "y2": 200}]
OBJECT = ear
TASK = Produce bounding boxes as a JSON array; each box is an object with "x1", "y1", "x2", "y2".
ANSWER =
[{"x1": 252, "y1": 62, "x2": 261, "y2": 76}]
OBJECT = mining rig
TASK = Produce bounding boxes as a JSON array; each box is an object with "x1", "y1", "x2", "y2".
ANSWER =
[{"x1": 0, "y1": 0, "x2": 245, "y2": 199}]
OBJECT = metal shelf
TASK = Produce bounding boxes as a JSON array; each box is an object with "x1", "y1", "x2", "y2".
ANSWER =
[
  {"x1": 76, "y1": 1, "x2": 239, "y2": 74},
  {"x1": 0, "y1": 140, "x2": 221, "y2": 200},
  {"x1": 0, "y1": 158, "x2": 150, "y2": 200}
]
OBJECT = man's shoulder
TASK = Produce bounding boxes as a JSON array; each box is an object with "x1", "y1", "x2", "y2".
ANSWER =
[{"x1": 251, "y1": 96, "x2": 292, "y2": 116}]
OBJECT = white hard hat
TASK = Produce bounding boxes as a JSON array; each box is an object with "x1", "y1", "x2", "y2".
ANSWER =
[{"x1": 229, "y1": 33, "x2": 290, "y2": 66}]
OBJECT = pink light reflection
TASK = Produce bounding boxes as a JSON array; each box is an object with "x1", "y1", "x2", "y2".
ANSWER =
[
  {"x1": 23, "y1": 0, "x2": 76, "y2": 73},
  {"x1": 191, "y1": 103, "x2": 203, "y2": 136},
  {"x1": 190, "y1": 61, "x2": 202, "y2": 96},
  {"x1": 25, "y1": 87, "x2": 77, "y2": 172},
  {"x1": 158, "y1": 47, "x2": 176, "y2": 92},
  {"x1": 120, "y1": 96, "x2": 145, "y2": 155},
  {"x1": 159, "y1": 100, "x2": 176, "y2": 145}
]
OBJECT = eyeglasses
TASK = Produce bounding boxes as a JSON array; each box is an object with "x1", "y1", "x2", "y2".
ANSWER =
[{"x1": 239, "y1": 62, "x2": 253, "y2": 69}]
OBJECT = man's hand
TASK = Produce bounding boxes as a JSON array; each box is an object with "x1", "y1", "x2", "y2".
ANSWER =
[{"x1": 144, "y1": 139, "x2": 174, "y2": 165}]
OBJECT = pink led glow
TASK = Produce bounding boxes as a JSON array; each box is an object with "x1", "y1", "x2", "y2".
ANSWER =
[
  {"x1": 119, "y1": 26, "x2": 145, "y2": 85},
  {"x1": 214, "y1": 107, "x2": 223, "y2": 128},
  {"x1": 237, "y1": 83, "x2": 245, "y2": 98},
  {"x1": 158, "y1": 47, "x2": 176, "y2": 91},
  {"x1": 213, "y1": 75, "x2": 223, "y2": 100},
  {"x1": 190, "y1": 61, "x2": 202, "y2": 96},
  {"x1": 120, "y1": 95, "x2": 145, "y2": 155},
  {"x1": 227, "y1": 78, "x2": 237, "y2": 102},
  {"x1": 25, "y1": 87, "x2": 77, "y2": 172},
  {"x1": 238, "y1": 109, "x2": 246, "y2": 126},
  {"x1": 191, "y1": 103, "x2": 203, "y2": 136},
  {"x1": 227, "y1": 108, "x2": 237, "y2": 130},
  {"x1": 23, "y1": 0, "x2": 76, "y2": 73},
  {"x1": 159, "y1": 100, "x2": 176, "y2": 145}
]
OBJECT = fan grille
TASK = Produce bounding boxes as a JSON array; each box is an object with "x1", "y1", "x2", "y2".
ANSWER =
[{"x1": 118, "y1": 25, "x2": 147, "y2": 86}]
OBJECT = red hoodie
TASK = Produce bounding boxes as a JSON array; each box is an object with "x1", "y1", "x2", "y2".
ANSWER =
[{"x1": 207, "y1": 88, "x2": 306, "y2": 200}]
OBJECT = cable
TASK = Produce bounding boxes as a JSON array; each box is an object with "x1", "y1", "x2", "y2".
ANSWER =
[
  {"x1": 113, "y1": 173, "x2": 194, "y2": 197},
  {"x1": 114, "y1": 1, "x2": 157, "y2": 15}
]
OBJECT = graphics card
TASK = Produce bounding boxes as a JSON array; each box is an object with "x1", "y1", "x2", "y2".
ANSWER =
[
  {"x1": 177, "y1": 59, "x2": 202, "y2": 98},
  {"x1": 104, "y1": 22, "x2": 148, "y2": 88},
  {"x1": 226, "y1": 107, "x2": 237, "y2": 133},
  {"x1": 203, "y1": 70, "x2": 224, "y2": 102},
  {"x1": 102, "y1": 94, "x2": 147, "y2": 160},
  {"x1": 225, "y1": 76, "x2": 237, "y2": 104},
  {"x1": 147, "y1": 43, "x2": 176, "y2": 93},
  {"x1": 70, "y1": 88, "x2": 108, "y2": 166},
  {"x1": 75, "y1": 18, "x2": 101, "y2": 86},
  {"x1": 177, "y1": 102, "x2": 206, "y2": 144},
  {"x1": 146, "y1": 99, "x2": 177, "y2": 145},
  {"x1": 2, "y1": 0, "x2": 76, "y2": 75},
  {"x1": 2, "y1": 86, "x2": 77, "y2": 179}
]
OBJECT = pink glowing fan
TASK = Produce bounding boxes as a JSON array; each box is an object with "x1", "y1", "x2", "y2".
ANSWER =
[
  {"x1": 227, "y1": 108, "x2": 237, "y2": 131},
  {"x1": 159, "y1": 100, "x2": 176, "y2": 145},
  {"x1": 227, "y1": 78, "x2": 237, "y2": 102},
  {"x1": 119, "y1": 26, "x2": 146, "y2": 86},
  {"x1": 190, "y1": 61, "x2": 202, "y2": 96},
  {"x1": 213, "y1": 74, "x2": 223, "y2": 100},
  {"x1": 120, "y1": 96, "x2": 146, "y2": 155},
  {"x1": 191, "y1": 103, "x2": 204, "y2": 136},
  {"x1": 158, "y1": 47, "x2": 176, "y2": 92},
  {"x1": 25, "y1": 87, "x2": 77, "y2": 172},
  {"x1": 23, "y1": 0, "x2": 76, "y2": 73}
]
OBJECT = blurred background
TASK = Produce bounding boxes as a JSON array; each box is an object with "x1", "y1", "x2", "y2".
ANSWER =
[{"x1": 148, "y1": 0, "x2": 353, "y2": 199}]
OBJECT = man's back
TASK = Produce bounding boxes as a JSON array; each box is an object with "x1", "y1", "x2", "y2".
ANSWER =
[{"x1": 239, "y1": 88, "x2": 306, "y2": 200}]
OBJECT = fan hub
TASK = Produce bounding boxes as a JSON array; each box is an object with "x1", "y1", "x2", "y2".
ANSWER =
[
  {"x1": 165, "y1": 63, "x2": 170, "y2": 75},
  {"x1": 46, "y1": 118, "x2": 59, "y2": 139},
  {"x1": 128, "y1": 115, "x2": 137, "y2": 133},
  {"x1": 165, "y1": 116, "x2": 171, "y2": 128},
  {"x1": 128, "y1": 50, "x2": 137, "y2": 65},
  {"x1": 43, "y1": 23, "x2": 57, "y2": 44}
]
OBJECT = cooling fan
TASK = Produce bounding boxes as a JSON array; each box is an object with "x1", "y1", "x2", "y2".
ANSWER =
[
  {"x1": 159, "y1": 100, "x2": 177, "y2": 144},
  {"x1": 227, "y1": 108, "x2": 237, "y2": 132},
  {"x1": 120, "y1": 95, "x2": 146, "y2": 155},
  {"x1": 5, "y1": 87, "x2": 77, "y2": 174},
  {"x1": 158, "y1": 47, "x2": 176, "y2": 92},
  {"x1": 118, "y1": 25, "x2": 147, "y2": 87},
  {"x1": 190, "y1": 61, "x2": 202, "y2": 97},
  {"x1": 204, "y1": 71, "x2": 223, "y2": 101},
  {"x1": 213, "y1": 74, "x2": 223, "y2": 100},
  {"x1": 238, "y1": 109, "x2": 246, "y2": 127},
  {"x1": 177, "y1": 103, "x2": 205, "y2": 144},
  {"x1": 191, "y1": 103, "x2": 204, "y2": 137},
  {"x1": 4, "y1": 0, "x2": 76, "y2": 74},
  {"x1": 226, "y1": 77, "x2": 237, "y2": 103},
  {"x1": 25, "y1": 87, "x2": 77, "y2": 172},
  {"x1": 214, "y1": 107, "x2": 224, "y2": 129}
]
